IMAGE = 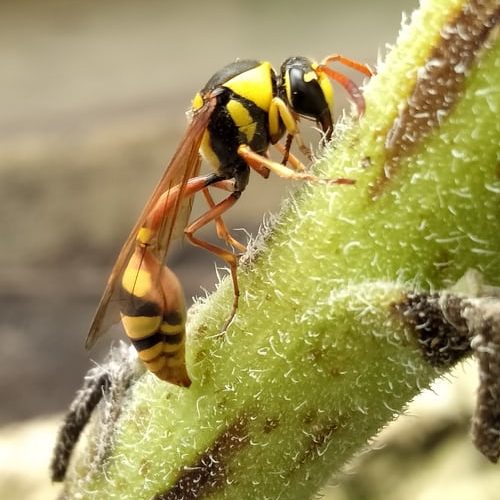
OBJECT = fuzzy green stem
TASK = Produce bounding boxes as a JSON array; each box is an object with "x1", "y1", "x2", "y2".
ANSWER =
[{"x1": 63, "y1": 0, "x2": 500, "y2": 498}]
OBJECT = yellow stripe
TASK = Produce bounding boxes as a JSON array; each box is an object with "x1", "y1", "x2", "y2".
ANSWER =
[
  {"x1": 192, "y1": 92, "x2": 204, "y2": 111},
  {"x1": 137, "y1": 227, "x2": 153, "y2": 245},
  {"x1": 163, "y1": 342, "x2": 182, "y2": 354},
  {"x1": 284, "y1": 70, "x2": 292, "y2": 105},
  {"x1": 318, "y1": 72, "x2": 334, "y2": 111},
  {"x1": 137, "y1": 342, "x2": 163, "y2": 362},
  {"x1": 121, "y1": 314, "x2": 161, "y2": 339},
  {"x1": 160, "y1": 322, "x2": 184, "y2": 335},
  {"x1": 226, "y1": 100, "x2": 257, "y2": 143},
  {"x1": 225, "y1": 62, "x2": 274, "y2": 111},
  {"x1": 226, "y1": 100, "x2": 252, "y2": 128},
  {"x1": 122, "y1": 266, "x2": 152, "y2": 297},
  {"x1": 199, "y1": 131, "x2": 220, "y2": 169}
]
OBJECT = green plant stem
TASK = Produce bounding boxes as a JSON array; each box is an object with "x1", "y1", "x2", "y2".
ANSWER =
[{"x1": 63, "y1": 0, "x2": 499, "y2": 498}]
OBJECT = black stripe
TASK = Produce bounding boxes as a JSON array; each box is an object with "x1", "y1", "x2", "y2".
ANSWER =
[
  {"x1": 131, "y1": 332, "x2": 183, "y2": 352},
  {"x1": 119, "y1": 287, "x2": 161, "y2": 317},
  {"x1": 163, "y1": 310, "x2": 183, "y2": 326},
  {"x1": 131, "y1": 333, "x2": 162, "y2": 351},
  {"x1": 163, "y1": 332, "x2": 183, "y2": 345},
  {"x1": 206, "y1": 88, "x2": 270, "y2": 182}
]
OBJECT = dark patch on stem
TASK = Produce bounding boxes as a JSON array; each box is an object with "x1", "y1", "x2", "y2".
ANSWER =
[
  {"x1": 294, "y1": 418, "x2": 342, "y2": 470},
  {"x1": 374, "y1": 0, "x2": 499, "y2": 196},
  {"x1": 155, "y1": 416, "x2": 248, "y2": 500},
  {"x1": 469, "y1": 300, "x2": 500, "y2": 462},
  {"x1": 304, "y1": 422, "x2": 339, "y2": 459},
  {"x1": 393, "y1": 293, "x2": 472, "y2": 367},
  {"x1": 263, "y1": 416, "x2": 280, "y2": 433},
  {"x1": 395, "y1": 290, "x2": 500, "y2": 462}
]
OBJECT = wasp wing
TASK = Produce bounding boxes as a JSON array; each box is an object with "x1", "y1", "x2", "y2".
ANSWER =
[{"x1": 85, "y1": 97, "x2": 216, "y2": 349}]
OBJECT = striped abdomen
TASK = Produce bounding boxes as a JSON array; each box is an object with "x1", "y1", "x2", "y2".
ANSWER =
[{"x1": 120, "y1": 245, "x2": 190, "y2": 387}]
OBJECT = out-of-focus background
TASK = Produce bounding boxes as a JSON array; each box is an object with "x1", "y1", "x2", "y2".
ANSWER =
[{"x1": 1, "y1": 0, "x2": 498, "y2": 499}]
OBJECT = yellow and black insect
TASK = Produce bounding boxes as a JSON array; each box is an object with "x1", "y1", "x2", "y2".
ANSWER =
[{"x1": 85, "y1": 54, "x2": 373, "y2": 388}]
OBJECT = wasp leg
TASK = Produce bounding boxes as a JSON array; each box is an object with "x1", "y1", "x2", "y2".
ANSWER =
[
  {"x1": 318, "y1": 54, "x2": 374, "y2": 117},
  {"x1": 184, "y1": 191, "x2": 242, "y2": 329},
  {"x1": 273, "y1": 142, "x2": 306, "y2": 172},
  {"x1": 121, "y1": 173, "x2": 225, "y2": 385},
  {"x1": 276, "y1": 134, "x2": 297, "y2": 168},
  {"x1": 202, "y1": 187, "x2": 247, "y2": 253},
  {"x1": 268, "y1": 96, "x2": 312, "y2": 160},
  {"x1": 142, "y1": 173, "x2": 221, "y2": 234},
  {"x1": 320, "y1": 54, "x2": 374, "y2": 77},
  {"x1": 238, "y1": 144, "x2": 355, "y2": 185}
]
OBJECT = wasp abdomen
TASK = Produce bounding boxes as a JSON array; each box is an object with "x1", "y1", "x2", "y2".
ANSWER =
[{"x1": 120, "y1": 246, "x2": 190, "y2": 386}]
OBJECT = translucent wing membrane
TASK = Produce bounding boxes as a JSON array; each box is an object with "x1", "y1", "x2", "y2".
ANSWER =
[{"x1": 85, "y1": 97, "x2": 216, "y2": 349}]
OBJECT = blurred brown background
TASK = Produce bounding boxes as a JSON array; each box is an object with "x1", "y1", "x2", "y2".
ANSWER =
[
  {"x1": 2, "y1": 1, "x2": 497, "y2": 499},
  {"x1": 1, "y1": 0, "x2": 411, "y2": 426}
]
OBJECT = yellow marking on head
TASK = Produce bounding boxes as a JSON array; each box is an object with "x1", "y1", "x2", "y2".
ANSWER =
[
  {"x1": 137, "y1": 343, "x2": 163, "y2": 362},
  {"x1": 122, "y1": 266, "x2": 152, "y2": 297},
  {"x1": 225, "y1": 61, "x2": 274, "y2": 111},
  {"x1": 137, "y1": 227, "x2": 153, "y2": 245},
  {"x1": 121, "y1": 314, "x2": 161, "y2": 338},
  {"x1": 318, "y1": 71, "x2": 334, "y2": 110},
  {"x1": 284, "y1": 70, "x2": 292, "y2": 104},
  {"x1": 192, "y1": 92, "x2": 204, "y2": 111},
  {"x1": 303, "y1": 70, "x2": 317, "y2": 83}
]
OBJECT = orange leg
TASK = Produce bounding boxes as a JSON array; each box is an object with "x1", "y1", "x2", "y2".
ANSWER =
[
  {"x1": 273, "y1": 142, "x2": 306, "y2": 172},
  {"x1": 318, "y1": 54, "x2": 375, "y2": 117},
  {"x1": 280, "y1": 134, "x2": 294, "y2": 167},
  {"x1": 202, "y1": 188, "x2": 247, "y2": 253},
  {"x1": 238, "y1": 145, "x2": 355, "y2": 185},
  {"x1": 184, "y1": 191, "x2": 242, "y2": 329},
  {"x1": 321, "y1": 54, "x2": 374, "y2": 77},
  {"x1": 144, "y1": 173, "x2": 223, "y2": 234},
  {"x1": 133, "y1": 173, "x2": 243, "y2": 334}
]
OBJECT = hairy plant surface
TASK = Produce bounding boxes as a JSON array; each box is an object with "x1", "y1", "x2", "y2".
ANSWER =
[{"x1": 57, "y1": 0, "x2": 499, "y2": 498}]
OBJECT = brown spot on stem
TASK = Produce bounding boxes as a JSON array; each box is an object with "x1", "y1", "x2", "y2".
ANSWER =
[
  {"x1": 155, "y1": 416, "x2": 248, "y2": 500},
  {"x1": 304, "y1": 422, "x2": 338, "y2": 459},
  {"x1": 295, "y1": 419, "x2": 342, "y2": 468},
  {"x1": 373, "y1": 0, "x2": 499, "y2": 197},
  {"x1": 393, "y1": 292, "x2": 472, "y2": 367},
  {"x1": 263, "y1": 416, "x2": 280, "y2": 433}
]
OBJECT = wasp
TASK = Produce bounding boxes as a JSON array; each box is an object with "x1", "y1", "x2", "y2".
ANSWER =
[{"x1": 84, "y1": 54, "x2": 373, "y2": 388}]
